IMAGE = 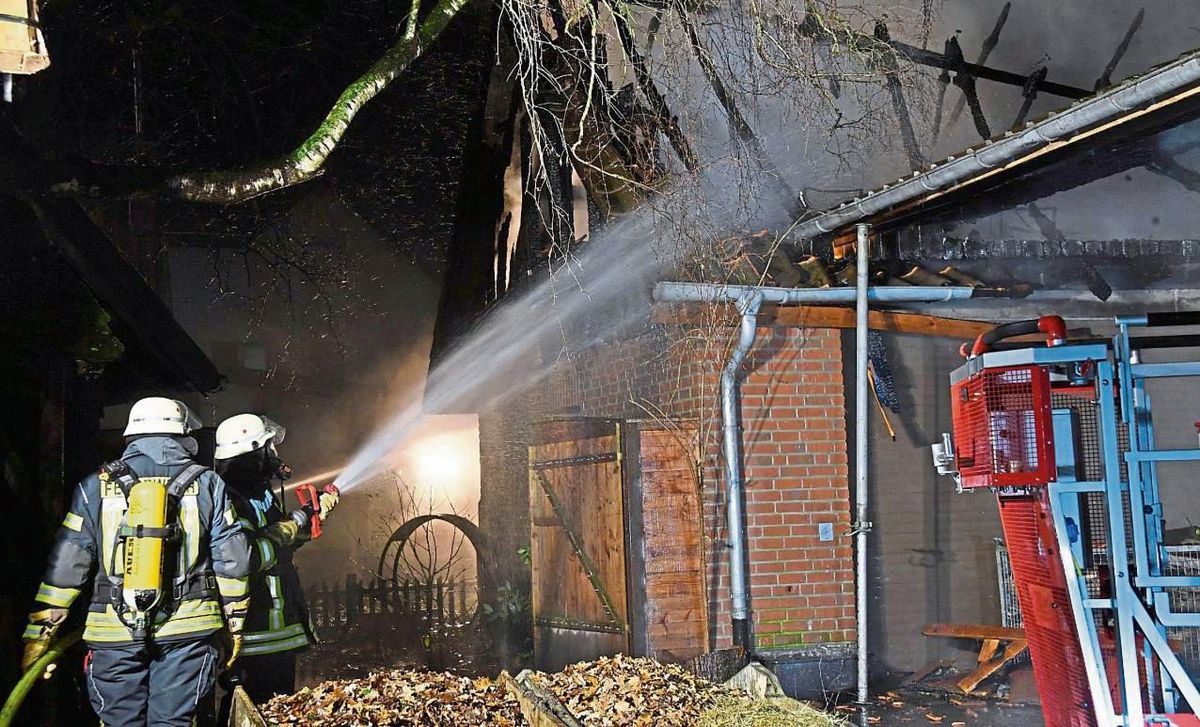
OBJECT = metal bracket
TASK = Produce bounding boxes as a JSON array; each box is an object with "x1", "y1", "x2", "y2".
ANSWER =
[
  {"x1": 531, "y1": 452, "x2": 619, "y2": 470},
  {"x1": 846, "y1": 520, "x2": 874, "y2": 537},
  {"x1": 535, "y1": 615, "x2": 626, "y2": 635}
]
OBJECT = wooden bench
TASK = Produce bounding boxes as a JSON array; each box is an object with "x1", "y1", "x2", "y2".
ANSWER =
[{"x1": 922, "y1": 622, "x2": 1029, "y2": 694}]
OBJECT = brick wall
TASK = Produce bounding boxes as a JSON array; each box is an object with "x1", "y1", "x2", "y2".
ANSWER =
[
  {"x1": 477, "y1": 322, "x2": 856, "y2": 651},
  {"x1": 478, "y1": 403, "x2": 534, "y2": 595},
  {"x1": 723, "y1": 327, "x2": 855, "y2": 648}
]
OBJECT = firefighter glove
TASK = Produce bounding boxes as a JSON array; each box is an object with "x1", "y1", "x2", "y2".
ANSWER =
[
  {"x1": 21, "y1": 608, "x2": 68, "y2": 673},
  {"x1": 222, "y1": 602, "x2": 246, "y2": 669},
  {"x1": 224, "y1": 633, "x2": 243, "y2": 670},
  {"x1": 318, "y1": 489, "x2": 339, "y2": 519},
  {"x1": 264, "y1": 518, "x2": 302, "y2": 548}
]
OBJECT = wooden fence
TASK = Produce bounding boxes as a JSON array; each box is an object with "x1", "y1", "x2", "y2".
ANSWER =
[{"x1": 306, "y1": 574, "x2": 476, "y2": 631}]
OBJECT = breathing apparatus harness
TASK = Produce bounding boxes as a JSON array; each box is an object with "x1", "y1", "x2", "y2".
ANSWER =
[{"x1": 97, "y1": 459, "x2": 215, "y2": 641}]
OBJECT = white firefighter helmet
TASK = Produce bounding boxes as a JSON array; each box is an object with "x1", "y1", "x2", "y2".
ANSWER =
[
  {"x1": 124, "y1": 397, "x2": 202, "y2": 437},
  {"x1": 214, "y1": 414, "x2": 286, "y2": 461}
]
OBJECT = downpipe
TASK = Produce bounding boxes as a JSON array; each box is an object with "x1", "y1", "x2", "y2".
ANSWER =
[
  {"x1": 854, "y1": 223, "x2": 871, "y2": 705},
  {"x1": 652, "y1": 268, "x2": 973, "y2": 659},
  {"x1": 722, "y1": 290, "x2": 764, "y2": 650}
]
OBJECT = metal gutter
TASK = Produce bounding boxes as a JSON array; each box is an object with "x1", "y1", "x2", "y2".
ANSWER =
[
  {"x1": 790, "y1": 51, "x2": 1200, "y2": 240},
  {"x1": 881, "y1": 289, "x2": 1200, "y2": 323},
  {"x1": 654, "y1": 283, "x2": 976, "y2": 304}
]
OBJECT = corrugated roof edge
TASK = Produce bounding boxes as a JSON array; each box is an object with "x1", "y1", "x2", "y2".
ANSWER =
[{"x1": 790, "y1": 48, "x2": 1200, "y2": 240}]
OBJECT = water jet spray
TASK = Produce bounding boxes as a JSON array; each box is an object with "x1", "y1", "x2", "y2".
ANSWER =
[{"x1": 284, "y1": 468, "x2": 342, "y2": 493}]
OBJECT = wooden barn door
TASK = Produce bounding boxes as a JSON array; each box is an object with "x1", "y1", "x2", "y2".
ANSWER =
[{"x1": 529, "y1": 419, "x2": 628, "y2": 671}]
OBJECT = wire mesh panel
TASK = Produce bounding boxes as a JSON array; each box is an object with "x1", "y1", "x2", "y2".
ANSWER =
[
  {"x1": 997, "y1": 543, "x2": 1200, "y2": 682},
  {"x1": 995, "y1": 539, "x2": 1023, "y2": 629},
  {"x1": 1164, "y1": 546, "x2": 1200, "y2": 679},
  {"x1": 952, "y1": 366, "x2": 1056, "y2": 489},
  {"x1": 1047, "y1": 390, "x2": 1132, "y2": 594}
]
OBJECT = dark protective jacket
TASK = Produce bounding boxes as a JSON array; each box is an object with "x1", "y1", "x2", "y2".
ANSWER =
[
  {"x1": 27, "y1": 437, "x2": 252, "y2": 647},
  {"x1": 228, "y1": 480, "x2": 316, "y2": 656}
]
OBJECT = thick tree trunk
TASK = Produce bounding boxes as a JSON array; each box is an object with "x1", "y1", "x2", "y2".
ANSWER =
[{"x1": 168, "y1": 0, "x2": 472, "y2": 204}]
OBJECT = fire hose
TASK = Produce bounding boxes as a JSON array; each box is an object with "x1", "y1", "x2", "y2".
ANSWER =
[
  {"x1": 961, "y1": 315, "x2": 1067, "y2": 357},
  {"x1": 0, "y1": 629, "x2": 82, "y2": 727}
]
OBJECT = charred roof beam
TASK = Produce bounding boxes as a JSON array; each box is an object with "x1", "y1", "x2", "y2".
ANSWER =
[
  {"x1": 886, "y1": 38, "x2": 1090, "y2": 100},
  {"x1": 945, "y1": 2, "x2": 1012, "y2": 131}
]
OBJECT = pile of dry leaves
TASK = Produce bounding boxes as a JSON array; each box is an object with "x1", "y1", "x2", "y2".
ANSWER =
[
  {"x1": 529, "y1": 654, "x2": 730, "y2": 725},
  {"x1": 259, "y1": 669, "x2": 524, "y2": 726},
  {"x1": 259, "y1": 655, "x2": 845, "y2": 726}
]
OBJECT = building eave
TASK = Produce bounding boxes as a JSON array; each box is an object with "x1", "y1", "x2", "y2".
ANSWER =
[
  {"x1": 19, "y1": 194, "x2": 222, "y2": 394},
  {"x1": 791, "y1": 49, "x2": 1200, "y2": 242}
]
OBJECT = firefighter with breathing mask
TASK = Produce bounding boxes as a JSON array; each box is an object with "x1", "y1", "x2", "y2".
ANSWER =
[
  {"x1": 213, "y1": 413, "x2": 338, "y2": 702},
  {"x1": 22, "y1": 397, "x2": 252, "y2": 727}
]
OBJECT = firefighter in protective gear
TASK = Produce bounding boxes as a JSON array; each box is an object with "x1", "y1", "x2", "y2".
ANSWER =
[
  {"x1": 22, "y1": 397, "x2": 251, "y2": 727},
  {"x1": 214, "y1": 413, "x2": 338, "y2": 702}
]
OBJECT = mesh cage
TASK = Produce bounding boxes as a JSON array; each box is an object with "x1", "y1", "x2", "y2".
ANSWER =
[
  {"x1": 1163, "y1": 546, "x2": 1200, "y2": 680},
  {"x1": 1048, "y1": 390, "x2": 1133, "y2": 590},
  {"x1": 952, "y1": 365, "x2": 1056, "y2": 488}
]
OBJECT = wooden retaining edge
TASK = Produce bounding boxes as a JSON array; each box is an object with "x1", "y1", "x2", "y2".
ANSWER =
[
  {"x1": 228, "y1": 686, "x2": 269, "y2": 727},
  {"x1": 499, "y1": 670, "x2": 583, "y2": 727}
]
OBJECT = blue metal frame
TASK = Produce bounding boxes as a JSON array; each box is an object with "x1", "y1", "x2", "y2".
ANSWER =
[
  {"x1": 1049, "y1": 481, "x2": 1118, "y2": 724},
  {"x1": 969, "y1": 323, "x2": 1200, "y2": 724}
]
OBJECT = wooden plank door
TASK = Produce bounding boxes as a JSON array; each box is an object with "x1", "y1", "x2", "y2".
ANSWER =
[
  {"x1": 624, "y1": 421, "x2": 708, "y2": 662},
  {"x1": 529, "y1": 419, "x2": 628, "y2": 671}
]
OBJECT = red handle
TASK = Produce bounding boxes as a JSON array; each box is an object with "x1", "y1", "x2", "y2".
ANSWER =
[{"x1": 295, "y1": 483, "x2": 322, "y2": 539}]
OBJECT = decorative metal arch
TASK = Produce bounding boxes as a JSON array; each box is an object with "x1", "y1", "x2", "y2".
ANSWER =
[{"x1": 376, "y1": 514, "x2": 497, "y2": 604}]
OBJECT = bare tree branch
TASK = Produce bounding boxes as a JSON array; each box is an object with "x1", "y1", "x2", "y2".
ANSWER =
[
  {"x1": 167, "y1": 0, "x2": 473, "y2": 204},
  {"x1": 607, "y1": 1, "x2": 699, "y2": 172}
]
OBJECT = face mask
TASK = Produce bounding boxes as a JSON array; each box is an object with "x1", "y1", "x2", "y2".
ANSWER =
[{"x1": 266, "y1": 444, "x2": 292, "y2": 482}]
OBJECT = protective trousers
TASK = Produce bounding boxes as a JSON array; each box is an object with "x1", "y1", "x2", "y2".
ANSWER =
[
  {"x1": 85, "y1": 636, "x2": 220, "y2": 727},
  {"x1": 238, "y1": 650, "x2": 298, "y2": 704}
]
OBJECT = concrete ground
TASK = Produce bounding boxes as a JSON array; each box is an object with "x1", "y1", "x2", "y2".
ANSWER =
[{"x1": 845, "y1": 689, "x2": 1044, "y2": 726}]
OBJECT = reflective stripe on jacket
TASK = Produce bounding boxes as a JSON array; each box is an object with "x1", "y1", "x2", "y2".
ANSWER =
[
  {"x1": 231, "y1": 484, "x2": 316, "y2": 656},
  {"x1": 29, "y1": 437, "x2": 252, "y2": 647}
]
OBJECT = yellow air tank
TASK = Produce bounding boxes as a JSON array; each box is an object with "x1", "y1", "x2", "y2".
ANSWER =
[{"x1": 122, "y1": 478, "x2": 168, "y2": 625}]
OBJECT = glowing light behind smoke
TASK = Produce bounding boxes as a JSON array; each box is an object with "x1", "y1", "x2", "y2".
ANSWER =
[
  {"x1": 397, "y1": 420, "x2": 479, "y2": 511},
  {"x1": 415, "y1": 436, "x2": 466, "y2": 483}
]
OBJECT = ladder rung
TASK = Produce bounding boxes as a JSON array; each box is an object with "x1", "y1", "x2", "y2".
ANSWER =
[
  {"x1": 1137, "y1": 575, "x2": 1200, "y2": 588},
  {"x1": 1129, "y1": 362, "x2": 1200, "y2": 379},
  {"x1": 1125, "y1": 449, "x2": 1200, "y2": 463}
]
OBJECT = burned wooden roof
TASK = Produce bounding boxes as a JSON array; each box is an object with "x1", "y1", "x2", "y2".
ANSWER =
[{"x1": 791, "y1": 49, "x2": 1200, "y2": 243}]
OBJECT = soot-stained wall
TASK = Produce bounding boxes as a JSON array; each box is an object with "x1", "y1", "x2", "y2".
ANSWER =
[
  {"x1": 474, "y1": 319, "x2": 1200, "y2": 675},
  {"x1": 855, "y1": 333, "x2": 1006, "y2": 675}
]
